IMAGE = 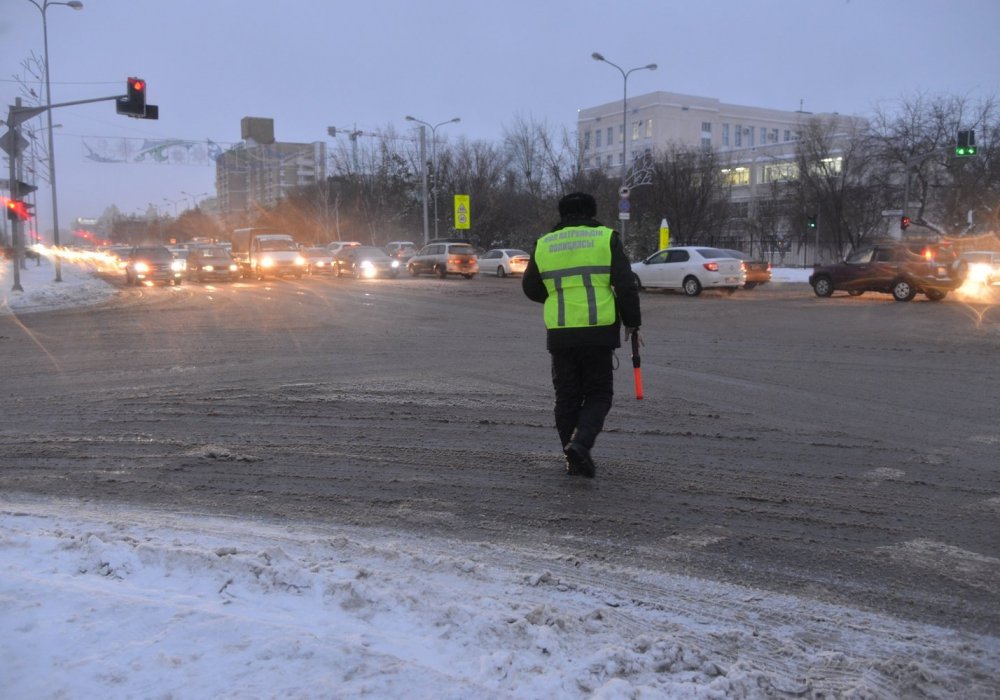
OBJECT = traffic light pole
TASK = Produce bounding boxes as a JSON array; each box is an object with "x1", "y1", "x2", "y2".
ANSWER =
[
  {"x1": 5, "y1": 93, "x2": 128, "y2": 292},
  {"x1": 900, "y1": 146, "x2": 950, "y2": 226}
]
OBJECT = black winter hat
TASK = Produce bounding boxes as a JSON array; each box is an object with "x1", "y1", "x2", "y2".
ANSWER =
[{"x1": 558, "y1": 192, "x2": 597, "y2": 218}]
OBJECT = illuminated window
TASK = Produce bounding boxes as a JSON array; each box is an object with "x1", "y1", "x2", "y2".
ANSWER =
[
  {"x1": 645, "y1": 119, "x2": 653, "y2": 138},
  {"x1": 721, "y1": 167, "x2": 749, "y2": 186},
  {"x1": 762, "y1": 162, "x2": 799, "y2": 182},
  {"x1": 632, "y1": 121, "x2": 640, "y2": 141}
]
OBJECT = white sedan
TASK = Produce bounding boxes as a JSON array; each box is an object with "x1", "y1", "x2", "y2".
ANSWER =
[
  {"x1": 479, "y1": 248, "x2": 530, "y2": 277},
  {"x1": 631, "y1": 246, "x2": 746, "y2": 296}
]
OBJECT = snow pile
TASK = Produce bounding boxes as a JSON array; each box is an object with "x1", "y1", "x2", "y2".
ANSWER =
[
  {"x1": 2, "y1": 498, "x2": 996, "y2": 699},
  {"x1": 0, "y1": 255, "x2": 116, "y2": 314}
]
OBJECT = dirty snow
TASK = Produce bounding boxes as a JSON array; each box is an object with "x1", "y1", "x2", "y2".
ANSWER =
[{"x1": 3, "y1": 258, "x2": 998, "y2": 698}]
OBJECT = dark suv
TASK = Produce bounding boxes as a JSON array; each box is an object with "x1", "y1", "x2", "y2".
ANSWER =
[
  {"x1": 407, "y1": 241, "x2": 479, "y2": 279},
  {"x1": 809, "y1": 242, "x2": 964, "y2": 302},
  {"x1": 185, "y1": 245, "x2": 238, "y2": 282}
]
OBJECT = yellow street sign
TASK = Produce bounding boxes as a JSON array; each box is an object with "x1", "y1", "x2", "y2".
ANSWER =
[
  {"x1": 454, "y1": 194, "x2": 470, "y2": 230},
  {"x1": 659, "y1": 218, "x2": 670, "y2": 250}
]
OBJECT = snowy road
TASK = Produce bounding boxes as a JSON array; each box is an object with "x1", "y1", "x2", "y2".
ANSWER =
[{"x1": 2, "y1": 262, "x2": 999, "y2": 697}]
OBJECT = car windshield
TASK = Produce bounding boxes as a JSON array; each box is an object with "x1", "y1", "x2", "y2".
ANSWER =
[
  {"x1": 134, "y1": 247, "x2": 172, "y2": 261},
  {"x1": 304, "y1": 249, "x2": 329, "y2": 258},
  {"x1": 722, "y1": 249, "x2": 749, "y2": 260},
  {"x1": 199, "y1": 247, "x2": 230, "y2": 259},
  {"x1": 449, "y1": 245, "x2": 476, "y2": 255},
  {"x1": 354, "y1": 247, "x2": 386, "y2": 258},
  {"x1": 260, "y1": 239, "x2": 297, "y2": 251}
]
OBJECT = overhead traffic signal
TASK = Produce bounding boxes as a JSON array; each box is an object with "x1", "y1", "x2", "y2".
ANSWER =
[
  {"x1": 116, "y1": 76, "x2": 159, "y2": 119},
  {"x1": 806, "y1": 215, "x2": 817, "y2": 229},
  {"x1": 955, "y1": 129, "x2": 977, "y2": 157},
  {"x1": 900, "y1": 215, "x2": 911, "y2": 231},
  {"x1": 5, "y1": 198, "x2": 31, "y2": 221}
]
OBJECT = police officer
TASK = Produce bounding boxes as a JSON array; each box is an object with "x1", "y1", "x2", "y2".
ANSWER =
[{"x1": 522, "y1": 192, "x2": 642, "y2": 477}]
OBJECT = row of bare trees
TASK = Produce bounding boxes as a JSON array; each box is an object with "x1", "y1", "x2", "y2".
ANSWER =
[{"x1": 143, "y1": 93, "x2": 1000, "y2": 261}]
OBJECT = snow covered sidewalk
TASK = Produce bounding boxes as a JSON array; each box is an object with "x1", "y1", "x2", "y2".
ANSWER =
[{"x1": 2, "y1": 497, "x2": 996, "y2": 699}]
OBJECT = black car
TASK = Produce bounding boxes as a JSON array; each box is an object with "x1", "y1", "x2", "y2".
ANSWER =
[
  {"x1": 809, "y1": 242, "x2": 964, "y2": 302},
  {"x1": 333, "y1": 246, "x2": 401, "y2": 279},
  {"x1": 124, "y1": 245, "x2": 184, "y2": 286},
  {"x1": 185, "y1": 245, "x2": 238, "y2": 282}
]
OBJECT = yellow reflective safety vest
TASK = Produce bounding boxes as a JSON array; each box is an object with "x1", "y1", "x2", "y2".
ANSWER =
[{"x1": 534, "y1": 226, "x2": 616, "y2": 330}]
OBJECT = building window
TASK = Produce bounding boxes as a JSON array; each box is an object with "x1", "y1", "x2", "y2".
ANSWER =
[
  {"x1": 722, "y1": 123, "x2": 730, "y2": 147},
  {"x1": 607, "y1": 126, "x2": 614, "y2": 145},
  {"x1": 784, "y1": 129, "x2": 791, "y2": 142},
  {"x1": 583, "y1": 157, "x2": 591, "y2": 169},
  {"x1": 701, "y1": 122, "x2": 712, "y2": 133},
  {"x1": 701, "y1": 137, "x2": 712, "y2": 151},
  {"x1": 770, "y1": 128, "x2": 779, "y2": 144},
  {"x1": 584, "y1": 131, "x2": 591, "y2": 150},
  {"x1": 619, "y1": 124, "x2": 624, "y2": 143},
  {"x1": 632, "y1": 120, "x2": 641, "y2": 141},
  {"x1": 762, "y1": 162, "x2": 799, "y2": 183},
  {"x1": 606, "y1": 155, "x2": 613, "y2": 168},
  {"x1": 721, "y1": 167, "x2": 749, "y2": 186},
  {"x1": 747, "y1": 127, "x2": 754, "y2": 147},
  {"x1": 734, "y1": 124, "x2": 742, "y2": 147},
  {"x1": 645, "y1": 119, "x2": 653, "y2": 138},
  {"x1": 595, "y1": 129, "x2": 602, "y2": 148},
  {"x1": 760, "y1": 127, "x2": 767, "y2": 145}
]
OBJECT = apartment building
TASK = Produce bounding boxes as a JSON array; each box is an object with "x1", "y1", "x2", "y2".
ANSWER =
[{"x1": 215, "y1": 117, "x2": 326, "y2": 217}]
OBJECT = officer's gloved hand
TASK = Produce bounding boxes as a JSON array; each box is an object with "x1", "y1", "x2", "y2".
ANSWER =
[{"x1": 624, "y1": 327, "x2": 643, "y2": 345}]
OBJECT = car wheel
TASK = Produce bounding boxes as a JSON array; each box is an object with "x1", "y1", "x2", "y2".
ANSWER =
[
  {"x1": 435, "y1": 265, "x2": 447, "y2": 279},
  {"x1": 497, "y1": 266, "x2": 506, "y2": 278},
  {"x1": 462, "y1": 273, "x2": 475, "y2": 279},
  {"x1": 925, "y1": 288, "x2": 947, "y2": 301},
  {"x1": 744, "y1": 282, "x2": 757, "y2": 290},
  {"x1": 891, "y1": 279, "x2": 916, "y2": 302},
  {"x1": 848, "y1": 290, "x2": 864, "y2": 296},
  {"x1": 408, "y1": 264, "x2": 418, "y2": 277},
  {"x1": 632, "y1": 272, "x2": 645, "y2": 291},
  {"x1": 682, "y1": 276, "x2": 703, "y2": 297},
  {"x1": 812, "y1": 276, "x2": 834, "y2": 297}
]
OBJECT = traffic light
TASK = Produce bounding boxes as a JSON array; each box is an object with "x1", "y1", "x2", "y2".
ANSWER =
[
  {"x1": 116, "y1": 76, "x2": 158, "y2": 119},
  {"x1": 5, "y1": 198, "x2": 31, "y2": 221},
  {"x1": 806, "y1": 215, "x2": 817, "y2": 229},
  {"x1": 900, "y1": 215, "x2": 911, "y2": 231},
  {"x1": 955, "y1": 129, "x2": 977, "y2": 157}
]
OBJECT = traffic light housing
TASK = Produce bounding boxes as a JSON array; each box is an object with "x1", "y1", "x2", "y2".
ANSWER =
[
  {"x1": 5, "y1": 198, "x2": 31, "y2": 221},
  {"x1": 806, "y1": 215, "x2": 817, "y2": 229},
  {"x1": 955, "y1": 129, "x2": 977, "y2": 157},
  {"x1": 116, "y1": 76, "x2": 159, "y2": 119},
  {"x1": 900, "y1": 215, "x2": 911, "y2": 231}
]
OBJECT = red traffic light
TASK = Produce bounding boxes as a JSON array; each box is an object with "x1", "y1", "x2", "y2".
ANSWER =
[
  {"x1": 131, "y1": 79, "x2": 145, "y2": 91},
  {"x1": 900, "y1": 215, "x2": 911, "y2": 231},
  {"x1": 4, "y1": 197, "x2": 31, "y2": 221}
]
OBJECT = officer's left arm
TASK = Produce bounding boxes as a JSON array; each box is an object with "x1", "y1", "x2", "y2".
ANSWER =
[{"x1": 521, "y1": 245, "x2": 547, "y2": 303}]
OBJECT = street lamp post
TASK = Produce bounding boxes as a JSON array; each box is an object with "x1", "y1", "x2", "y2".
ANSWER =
[
  {"x1": 27, "y1": 0, "x2": 84, "y2": 283},
  {"x1": 163, "y1": 198, "x2": 180, "y2": 217},
  {"x1": 181, "y1": 191, "x2": 209, "y2": 209},
  {"x1": 591, "y1": 52, "x2": 656, "y2": 244},
  {"x1": 405, "y1": 115, "x2": 459, "y2": 240}
]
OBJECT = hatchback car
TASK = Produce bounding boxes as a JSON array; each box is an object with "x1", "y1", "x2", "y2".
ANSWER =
[
  {"x1": 124, "y1": 245, "x2": 185, "y2": 286},
  {"x1": 185, "y1": 245, "x2": 238, "y2": 283},
  {"x1": 407, "y1": 242, "x2": 479, "y2": 279},
  {"x1": 302, "y1": 247, "x2": 336, "y2": 274},
  {"x1": 631, "y1": 246, "x2": 745, "y2": 296},
  {"x1": 334, "y1": 245, "x2": 401, "y2": 279},
  {"x1": 326, "y1": 241, "x2": 362, "y2": 257},
  {"x1": 384, "y1": 241, "x2": 419, "y2": 262},
  {"x1": 480, "y1": 248, "x2": 530, "y2": 277},
  {"x1": 721, "y1": 249, "x2": 772, "y2": 289}
]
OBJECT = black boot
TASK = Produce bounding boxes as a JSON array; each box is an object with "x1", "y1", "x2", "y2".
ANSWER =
[{"x1": 564, "y1": 442, "x2": 596, "y2": 478}]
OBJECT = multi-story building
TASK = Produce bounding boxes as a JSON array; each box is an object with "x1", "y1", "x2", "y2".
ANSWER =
[{"x1": 215, "y1": 117, "x2": 326, "y2": 218}]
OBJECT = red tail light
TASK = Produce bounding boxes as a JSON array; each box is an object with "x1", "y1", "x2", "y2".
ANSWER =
[{"x1": 703, "y1": 262, "x2": 719, "y2": 272}]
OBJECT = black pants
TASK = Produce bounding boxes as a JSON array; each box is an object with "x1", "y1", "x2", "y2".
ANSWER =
[{"x1": 550, "y1": 346, "x2": 614, "y2": 450}]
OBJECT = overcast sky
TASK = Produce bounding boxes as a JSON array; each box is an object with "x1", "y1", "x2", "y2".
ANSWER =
[{"x1": 3, "y1": 0, "x2": 999, "y2": 235}]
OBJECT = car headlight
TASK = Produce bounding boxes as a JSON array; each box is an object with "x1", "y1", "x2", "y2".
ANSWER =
[
  {"x1": 391, "y1": 260, "x2": 400, "y2": 268},
  {"x1": 295, "y1": 256, "x2": 307, "y2": 266},
  {"x1": 135, "y1": 262, "x2": 150, "y2": 273},
  {"x1": 171, "y1": 260, "x2": 185, "y2": 272},
  {"x1": 360, "y1": 260, "x2": 374, "y2": 270},
  {"x1": 229, "y1": 264, "x2": 238, "y2": 272},
  {"x1": 261, "y1": 256, "x2": 275, "y2": 268}
]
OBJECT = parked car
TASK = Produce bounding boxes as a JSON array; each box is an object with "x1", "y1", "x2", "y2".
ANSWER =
[
  {"x1": 721, "y1": 249, "x2": 771, "y2": 289},
  {"x1": 124, "y1": 245, "x2": 184, "y2": 286},
  {"x1": 326, "y1": 241, "x2": 361, "y2": 257},
  {"x1": 185, "y1": 245, "x2": 238, "y2": 282},
  {"x1": 631, "y1": 246, "x2": 745, "y2": 296},
  {"x1": 407, "y1": 241, "x2": 479, "y2": 279},
  {"x1": 302, "y1": 247, "x2": 336, "y2": 274},
  {"x1": 958, "y1": 250, "x2": 1000, "y2": 286},
  {"x1": 808, "y1": 242, "x2": 964, "y2": 301},
  {"x1": 479, "y1": 248, "x2": 530, "y2": 277},
  {"x1": 384, "y1": 241, "x2": 419, "y2": 262},
  {"x1": 333, "y1": 245, "x2": 401, "y2": 279}
]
